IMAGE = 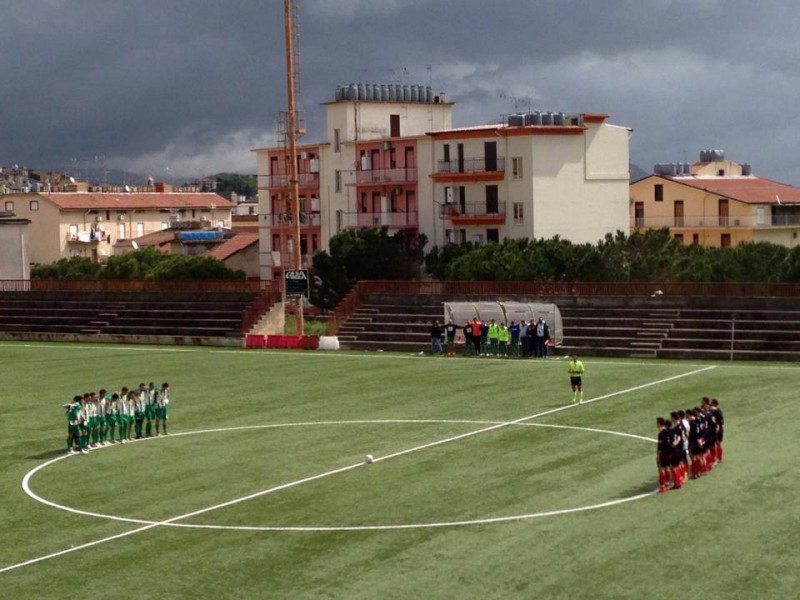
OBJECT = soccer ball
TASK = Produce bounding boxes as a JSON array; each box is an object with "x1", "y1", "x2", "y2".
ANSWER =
[{"x1": 365, "y1": 454, "x2": 374, "y2": 464}]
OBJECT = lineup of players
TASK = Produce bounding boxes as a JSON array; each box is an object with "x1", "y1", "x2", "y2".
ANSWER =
[
  {"x1": 656, "y1": 397, "x2": 724, "y2": 492},
  {"x1": 64, "y1": 382, "x2": 170, "y2": 455}
]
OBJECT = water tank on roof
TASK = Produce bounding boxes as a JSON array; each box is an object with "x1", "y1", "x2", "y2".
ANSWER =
[
  {"x1": 411, "y1": 85, "x2": 419, "y2": 103},
  {"x1": 541, "y1": 112, "x2": 553, "y2": 125},
  {"x1": 380, "y1": 84, "x2": 389, "y2": 101},
  {"x1": 365, "y1": 83, "x2": 373, "y2": 101},
  {"x1": 357, "y1": 83, "x2": 366, "y2": 100},
  {"x1": 394, "y1": 84, "x2": 402, "y2": 101},
  {"x1": 388, "y1": 85, "x2": 396, "y2": 102},
  {"x1": 402, "y1": 85, "x2": 410, "y2": 102},
  {"x1": 531, "y1": 111, "x2": 543, "y2": 125},
  {"x1": 372, "y1": 83, "x2": 380, "y2": 100},
  {"x1": 346, "y1": 84, "x2": 357, "y2": 100},
  {"x1": 716, "y1": 149, "x2": 725, "y2": 161},
  {"x1": 426, "y1": 85, "x2": 433, "y2": 103},
  {"x1": 335, "y1": 85, "x2": 344, "y2": 101},
  {"x1": 742, "y1": 163, "x2": 752, "y2": 176},
  {"x1": 523, "y1": 113, "x2": 534, "y2": 126},
  {"x1": 553, "y1": 112, "x2": 565, "y2": 125},
  {"x1": 508, "y1": 114, "x2": 525, "y2": 127}
]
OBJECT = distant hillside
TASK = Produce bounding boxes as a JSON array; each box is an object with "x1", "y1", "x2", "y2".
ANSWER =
[{"x1": 630, "y1": 163, "x2": 649, "y2": 182}]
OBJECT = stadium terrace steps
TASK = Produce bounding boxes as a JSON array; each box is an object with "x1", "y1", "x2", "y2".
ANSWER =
[
  {"x1": 335, "y1": 294, "x2": 800, "y2": 360},
  {"x1": 0, "y1": 290, "x2": 260, "y2": 346}
]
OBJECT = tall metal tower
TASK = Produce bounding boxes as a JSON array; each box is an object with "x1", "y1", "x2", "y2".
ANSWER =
[{"x1": 280, "y1": 0, "x2": 305, "y2": 333}]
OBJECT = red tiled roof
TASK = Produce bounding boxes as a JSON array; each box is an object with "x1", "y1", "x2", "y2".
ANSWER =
[
  {"x1": 43, "y1": 192, "x2": 235, "y2": 210},
  {"x1": 666, "y1": 176, "x2": 800, "y2": 205},
  {"x1": 207, "y1": 233, "x2": 258, "y2": 261}
]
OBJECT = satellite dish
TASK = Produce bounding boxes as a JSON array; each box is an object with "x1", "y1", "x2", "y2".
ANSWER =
[
  {"x1": 124, "y1": 185, "x2": 131, "y2": 192},
  {"x1": 69, "y1": 177, "x2": 76, "y2": 184},
  {"x1": 131, "y1": 240, "x2": 139, "y2": 250}
]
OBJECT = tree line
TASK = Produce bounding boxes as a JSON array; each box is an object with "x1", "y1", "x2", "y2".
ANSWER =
[{"x1": 309, "y1": 228, "x2": 800, "y2": 310}]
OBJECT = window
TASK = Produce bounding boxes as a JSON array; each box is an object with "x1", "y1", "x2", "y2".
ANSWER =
[
  {"x1": 692, "y1": 234, "x2": 699, "y2": 245},
  {"x1": 334, "y1": 170, "x2": 342, "y2": 193},
  {"x1": 68, "y1": 224, "x2": 79, "y2": 239},
  {"x1": 634, "y1": 202, "x2": 644, "y2": 228},
  {"x1": 443, "y1": 144, "x2": 450, "y2": 163},
  {"x1": 674, "y1": 233, "x2": 684, "y2": 243},
  {"x1": 674, "y1": 200, "x2": 684, "y2": 227},
  {"x1": 312, "y1": 234, "x2": 319, "y2": 252},
  {"x1": 512, "y1": 157, "x2": 523, "y2": 179},
  {"x1": 136, "y1": 222, "x2": 145, "y2": 237},
  {"x1": 487, "y1": 228, "x2": 500, "y2": 243},
  {"x1": 118, "y1": 223, "x2": 126, "y2": 240},
  {"x1": 333, "y1": 129, "x2": 341, "y2": 152},
  {"x1": 721, "y1": 233, "x2": 731, "y2": 248},
  {"x1": 272, "y1": 234, "x2": 281, "y2": 252},
  {"x1": 390, "y1": 114, "x2": 400, "y2": 138},
  {"x1": 513, "y1": 202, "x2": 524, "y2": 224},
  {"x1": 654, "y1": 184, "x2": 663, "y2": 202},
  {"x1": 29, "y1": 200, "x2": 39, "y2": 211},
  {"x1": 4, "y1": 201, "x2": 13, "y2": 211}
]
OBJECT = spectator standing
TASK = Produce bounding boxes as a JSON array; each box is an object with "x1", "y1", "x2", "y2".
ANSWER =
[
  {"x1": 498, "y1": 322, "x2": 509, "y2": 357},
  {"x1": 509, "y1": 321, "x2": 521, "y2": 357},
  {"x1": 463, "y1": 321, "x2": 474, "y2": 356},
  {"x1": 519, "y1": 320, "x2": 529, "y2": 358},
  {"x1": 445, "y1": 319, "x2": 458, "y2": 356},
  {"x1": 488, "y1": 320, "x2": 500, "y2": 356},
  {"x1": 472, "y1": 318, "x2": 483, "y2": 356},
  {"x1": 429, "y1": 320, "x2": 444, "y2": 355}
]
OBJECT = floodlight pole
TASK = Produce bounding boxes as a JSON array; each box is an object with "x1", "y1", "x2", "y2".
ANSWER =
[{"x1": 284, "y1": 0, "x2": 303, "y2": 334}]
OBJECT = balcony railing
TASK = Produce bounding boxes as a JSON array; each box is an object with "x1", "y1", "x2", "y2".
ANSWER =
[
  {"x1": 441, "y1": 201, "x2": 506, "y2": 218},
  {"x1": 267, "y1": 172, "x2": 320, "y2": 188},
  {"x1": 267, "y1": 212, "x2": 322, "y2": 227},
  {"x1": 355, "y1": 167, "x2": 417, "y2": 185},
  {"x1": 66, "y1": 230, "x2": 107, "y2": 243},
  {"x1": 351, "y1": 211, "x2": 419, "y2": 229},
  {"x1": 631, "y1": 214, "x2": 800, "y2": 229},
  {"x1": 436, "y1": 157, "x2": 505, "y2": 174},
  {"x1": 267, "y1": 253, "x2": 314, "y2": 269}
]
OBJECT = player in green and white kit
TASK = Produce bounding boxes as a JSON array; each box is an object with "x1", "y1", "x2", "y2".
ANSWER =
[
  {"x1": 568, "y1": 354, "x2": 585, "y2": 404},
  {"x1": 156, "y1": 382, "x2": 170, "y2": 435},
  {"x1": 134, "y1": 386, "x2": 146, "y2": 439},
  {"x1": 96, "y1": 389, "x2": 108, "y2": 445},
  {"x1": 64, "y1": 395, "x2": 87, "y2": 454},
  {"x1": 145, "y1": 382, "x2": 158, "y2": 437},
  {"x1": 84, "y1": 392, "x2": 98, "y2": 448}
]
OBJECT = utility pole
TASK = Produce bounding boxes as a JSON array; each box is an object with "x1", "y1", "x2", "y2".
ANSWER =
[{"x1": 283, "y1": 0, "x2": 303, "y2": 334}]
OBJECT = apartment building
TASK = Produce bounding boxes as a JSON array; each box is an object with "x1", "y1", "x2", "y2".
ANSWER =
[
  {"x1": 2, "y1": 187, "x2": 234, "y2": 264},
  {"x1": 255, "y1": 83, "x2": 630, "y2": 280},
  {"x1": 630, "y1": 151, "x2": 800, "y2": 247}
]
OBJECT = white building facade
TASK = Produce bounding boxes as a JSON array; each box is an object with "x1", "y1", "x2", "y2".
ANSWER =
[{"x1": 255, "y1": 85, "x2": 630, "y2": 280}]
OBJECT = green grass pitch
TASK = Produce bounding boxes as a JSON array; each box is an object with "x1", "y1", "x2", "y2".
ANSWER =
[{"x1": 1, "y1": 342, "x2": 798, "y2": 599}]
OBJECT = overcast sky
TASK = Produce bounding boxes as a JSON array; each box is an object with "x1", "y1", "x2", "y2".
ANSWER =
[{"x1": 2, "y1": 0, "x2": 799, "y2": 184}]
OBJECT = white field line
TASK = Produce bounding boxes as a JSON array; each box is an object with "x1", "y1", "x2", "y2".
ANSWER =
[{"x1": 3, "y1": 365, "x2": 714, "y2": 573}]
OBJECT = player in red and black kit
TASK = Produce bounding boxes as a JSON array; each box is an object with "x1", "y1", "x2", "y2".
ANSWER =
[
  {"x1": 670, "y1": 411, "x2": 687, "y2": 488},
  {"x1": 686, "y1": 409, "x2": 704, "y2": 479},
  {"x1": 656, "y1": 417, "x2": 674, "y2": 493},
  {"x1": 710, "y1": 398, "x2": 724, "y2": 463},
  {"x1": 703, "y1": 403, "x2": 718, "y2": 471}
]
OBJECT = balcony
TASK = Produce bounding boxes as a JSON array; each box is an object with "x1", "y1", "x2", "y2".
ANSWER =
[
  {"x1": 630, "y1": 214, "x2": 800, "y2": 230},
  {"x1": 66, "y1": 230, "x2": 106, "y2": 244},
  {"x1": 266, "y1": 172, "x2": 320, "y2": 189},
  {"x1": 269, "y1": 252, "x2": 314, "y2": 269},
  {"x1": 355, "y1": 167, "x2": 417, "y2": 185},
  {"x1": 335, "y1": 211, "x2": 419, "y2": 230},
  {"x1": 440, "y1": 201, "x2": 506, "y2": 225},
  {"x1": 267, "y1": 212, "x2": 322, "y2": 228},
  {"x1": 432, "y1": 157, "x2": 506, "y2": 182}
]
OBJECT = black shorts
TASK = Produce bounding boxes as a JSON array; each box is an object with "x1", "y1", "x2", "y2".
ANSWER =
[
  {"x1": 570, "y1": 376, "x2": 582, "y2": 387},
  {"x1": 717, "y1": 427, "x2": 724, "y2": 442},
  {"x1": 671, "y1": 449, "x2": 685, "y2": 467},
  {"x1": 657, "y1": 451, "x2": 672, "y2": 468}
]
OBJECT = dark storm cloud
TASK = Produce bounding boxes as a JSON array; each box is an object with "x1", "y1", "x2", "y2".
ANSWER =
[{"x1": 2, "y1": 0, "x2": 800, "y2": 182}]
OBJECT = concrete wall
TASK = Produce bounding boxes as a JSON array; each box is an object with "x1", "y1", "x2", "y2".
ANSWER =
[{"x1": 0, "y1": 219, "x2": 31, "y2": 279}]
